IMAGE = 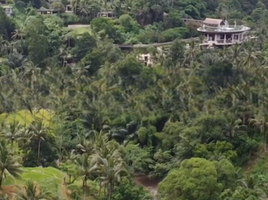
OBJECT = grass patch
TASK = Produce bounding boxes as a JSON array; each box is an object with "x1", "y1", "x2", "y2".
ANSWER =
[
  {"x1": 65, "y1": 26, "x2": 91, "y2": 37},
  {"x1": 3, "y1": 167, "x2": 64, "y2": 186},
  {"x1": 67, "y1": 181, "x2": 98, "y2": 200},
  {"x1": 2, "y1": 167, "x2": 98, "y2": 200},
  {"x1": 0, "y1": 109, "x2": 54, "y2": 126},
  {"x1": 71, "y1": 27, "x2": 91, "y2": 35},
  {"x1": 0, "y1": 57, "x2": 7, "y2": 63},
  {"x1": 3, "y1": 167, "x2": 66, "y2": 199}
]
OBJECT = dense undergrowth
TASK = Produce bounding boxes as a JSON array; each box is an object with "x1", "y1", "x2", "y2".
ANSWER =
[{"x1": 1, "y1": 0, "x2": 268, "y2": 200}]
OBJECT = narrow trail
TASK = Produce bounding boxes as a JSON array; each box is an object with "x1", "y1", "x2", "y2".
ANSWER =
[
  {"x1": 61, "y1": 179, "x2": 70, "y2": 200},
  {"x1": 118, "y1": 37, "x2": 200, "y2": 49},
  {"x1": 243, "y1": 145, "x2": 267, "y2": 174}
]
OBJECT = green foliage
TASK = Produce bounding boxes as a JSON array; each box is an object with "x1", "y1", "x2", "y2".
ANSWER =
[
  {"x1": 214, "y1": 159, "x2": 237, "y2": 190},
  {"x1": 124, "y1": 144, "x2": 154, "y2": 174},
  {"x1": 0, "y1": 109, "x2": 53, "y2": 126},
  {"x1": 59, "y1": 162, "x2": 78, "y2": 184},
  {"x1": 67, "y1": 181, "x2": 102, "y2": 200},
  {"x1": 159, "y1": 158, "x2": 237, "y2": 200},
  {"x1": 61, "y1": 13, "x2": 79, "y2": 25},
  {"x1": 137, "y1": 126, "x2": 156, "y2": 146},
  {"x1": 16, "y1": 180, "x2": 52, "y2": 200},
  {"x1": 39, "y1": 178, "x2": 60, "y2": 200},
  {"x1": 150, "y1": 149, "x2": 173, "y2": 178},
  {"x1": 0, "y1": 8, "x2": 15, "y2": 40},
  {"x1": 161, "y1": 27, "x2": 189, "y2": 42},
  {"x1": 135, "y1": 25, "x2": 161, "y2": 44},
  {"x1": 3, "y1": 167, "x2": 64, "y2": 186},
  {"x1": 169, "y1": 39, "x2": 185, "y2": 63},
  {"x1": 111, "y1": 178, "x2": 152, "y2": 200},
  {"x1": 158, "y1": 158, "x2": 222, "y2": 200},
  {"x1": 1, "y1": 1, "x2": 268, "y2": 199},
  {"x1": 194, "y1": 141, "x2": 237, "y2": 161},
  {"x1": 91, "y1": 17, "x2": 123, "y2": 43},
  {"x1": 118, "y1": 14, "x2": 140, "y2": 34},
  {"x1": 71, "y1": 32, "x2": 96, "y2": 61},
  {"x1": 203, "y1": 60, "x2": 234, "y2": 88},
  {"x1": 0, "y1": 140, "x2": 22, "y2": 187}
]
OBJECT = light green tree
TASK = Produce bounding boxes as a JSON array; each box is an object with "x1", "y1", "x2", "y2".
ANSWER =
[
  {"x1": 158, "y1": 157, "x2": 223, "y2": 200},
  {"x1": 0, "y1": 140, "x2": 22, "y2": 187}
]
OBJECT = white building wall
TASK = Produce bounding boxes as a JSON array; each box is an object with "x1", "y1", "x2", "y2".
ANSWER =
[{"x1": 201, "y1": 32, "x2": 245, "y2": 46}]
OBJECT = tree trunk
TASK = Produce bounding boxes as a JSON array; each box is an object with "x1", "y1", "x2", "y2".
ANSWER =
[
  {"x1": 108, "y1": 183, "x2": 113, "y2": 200},
  {"x1": 38, "y1": 139, "x2": 41, "y2": 165},
  {"x1": 264, "y1": 125, "x2": 267, "y2": 152},
  {"x1": 69, "y1": 175, "x2": 72, "y2": 184},
  {"x1": 83, "y1": 187, "x2": 86, "y2": 200},
  {"x1": 83, "y1": 177, "x2": 87, "y2": 200},
  {"x1": 0, "y1": 169, "x2": 5, "y2": 187}
]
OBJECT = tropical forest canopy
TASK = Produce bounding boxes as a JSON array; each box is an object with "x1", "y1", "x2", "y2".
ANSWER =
[{"x1": 1, "y1": 0, "x2": 268, "y2": 200}]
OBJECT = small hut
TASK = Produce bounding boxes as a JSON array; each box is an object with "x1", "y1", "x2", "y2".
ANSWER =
[
  {"x1": 96, "y1": 11, "x2": 116, "y2": 19},
  {"x1": 1, "y1": 5, "x2": 13, "y2": 17},
  {"x1": 37, "y1": 7, "x2": 61, "y2": 14}
]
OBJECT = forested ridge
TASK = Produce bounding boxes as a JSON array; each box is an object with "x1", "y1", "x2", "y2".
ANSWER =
[{"x1": 1, "y1": 0, "x2": 268, "y2": 199}]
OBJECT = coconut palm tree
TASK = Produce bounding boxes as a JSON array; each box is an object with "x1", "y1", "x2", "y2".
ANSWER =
[
  {"x1": 74, "y1": 152, "x2": 95, "y2": 200},
  {"x1": 26, "y1": 120, "x2": 49, "y2": 166},
  {"x1": 77, "y1": 1, "x2": 91, "y2": 19},
  {"x1": 250, "y1": 111, "x2": 268, "y2": 152},
  {"x1": 91, "y1": 138, "x2": 128, "y2": 200},
  {"x1": 75, "y1": 153, "x2": 92, "y2": 187},
  {"x1": 5, "y1": 50, "x2": 27, "y2": 69},
  {"x1": 16, "y1": 181, "x2": 49, "y2": 200},
  {"x1": 94, "y1": 152, "x2": 128, "y2": 200},
  {"x1": 0, "y1": 121, "x2": 25, "y2": 145},
  {"x1": 0, "y1": 140, "x2": 22, "y2": 187}
]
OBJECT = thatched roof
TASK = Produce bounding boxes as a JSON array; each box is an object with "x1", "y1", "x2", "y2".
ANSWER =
[{"x1": 203, "y1": 18, "x2": 224, "y2": 26}]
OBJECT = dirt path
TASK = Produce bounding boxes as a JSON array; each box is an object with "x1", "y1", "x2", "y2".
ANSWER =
[
  {"x1": 134, "y1": 175, "x2": 161, "y2": 200},
  {"x1": 1, "y1": 185, "x2": 17, "y2": 199},
  {"x1": 60, "y1": 180, "x2": 70, "y2": 200}
]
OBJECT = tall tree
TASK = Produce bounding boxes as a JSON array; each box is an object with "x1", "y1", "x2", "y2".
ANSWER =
[{"x1": 26, "y1": 120, "x2": 49, "y2": 165}]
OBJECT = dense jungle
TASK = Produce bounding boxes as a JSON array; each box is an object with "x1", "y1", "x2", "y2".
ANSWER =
[{"x1": 1, "y1": 0, "x2": 268, "y2": 199}]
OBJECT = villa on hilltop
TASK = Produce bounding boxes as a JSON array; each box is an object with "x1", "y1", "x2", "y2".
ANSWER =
[
  {"x1": 197, "y1": 18, "x2": 250, "y2": 47},
  {"x1": 37, "y1": 7, "x2": 62, "y2": 14},
  {"x1": 1, "y1": 5, "x2": 13, "y2": 17},
  {"x1": 0, "y1": 0, "x2": 13, "y2": 17}
]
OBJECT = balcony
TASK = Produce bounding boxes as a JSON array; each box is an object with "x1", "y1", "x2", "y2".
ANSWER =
[
  {"x1": 198, "y1": 25, "x2": 250, "y2": 33},
  {"x1": 201, "y1": 39, "x2": 243, "y2": 46}
]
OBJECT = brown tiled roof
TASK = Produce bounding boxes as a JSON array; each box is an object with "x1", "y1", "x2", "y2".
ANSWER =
[{"x1": 203, "y1": 18, "x2": 223, "y2": 25}]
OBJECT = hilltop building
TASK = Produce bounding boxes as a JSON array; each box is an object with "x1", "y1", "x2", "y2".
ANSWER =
[
  {"x1": 137, "y1": 54, "x2": 154, "y2": 66},
  {"x1": 37, "y1": 7, "x2": 61, "y2": 14},
  {"x1": 97, "y1": 11, "x2": 116, "y2": 19},
  {"x1": 197, "y1": 18, "x2": 250, "y2": 47},
  {"x1": 65, "y1": 4, "x2": 73, "y2": 13},
  {"x1": 1, "y1": 5, "x2": 13, "y2": 17}
]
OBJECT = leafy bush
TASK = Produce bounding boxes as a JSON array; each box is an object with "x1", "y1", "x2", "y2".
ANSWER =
[
  {"x1": 67, "y1": 180, "x2": 104, "y2": 200},
  {"x1": 39, "y1": 178, "x2": 60, "y2": 200},
  {"x1": 161, "y1": 27, "x2": 190, "y2": 42},
  {"x1": 111, "y1": 178, "x2": 152, "y2": 200},
  {"x1": 60, "y1": 13, "x2": 79, "y2": 26}
]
